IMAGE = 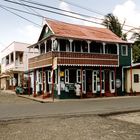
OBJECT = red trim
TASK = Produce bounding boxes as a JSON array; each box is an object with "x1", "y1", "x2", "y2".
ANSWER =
[
  {"x1": 42, "y1": 67, "x2": 44, "y2": 98},
  {"x1": 100, "y1": 66, "x2": 102, "y2": 97},
  {"x1": 130, "y1": 65, "x2": 133, "y2": 95},
  {"x1": 114, "y1": 67, "x2": 117, "y2": 96},
  {"x1": 51, "y1": 66, "x2": 54, "y2": 101},
  {"x1": 28, "y1": 70, "x2": 30, "y2": 96},
  {"x1": 34, "y1": 69, "x2": 36, "y2": 97}
]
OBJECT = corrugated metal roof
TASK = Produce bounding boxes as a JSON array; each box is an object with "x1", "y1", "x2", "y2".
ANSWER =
[{"x1": 46, "y1": 19, "x2": 127, "y2": 43}]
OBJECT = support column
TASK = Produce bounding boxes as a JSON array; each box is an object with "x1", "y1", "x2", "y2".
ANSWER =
[
  {"x1": 14, "y1": 51, "x2": 16, "y2": 66},
  {"x1": 51, "y1": 38, "x2": 55, "y2": 51},
  {"x1": 51, "y1": 65, "x2": 54, "y2": 101},
  {"x1": 9, "y1": 54, "x2": 11, "y2": 64},
  {"x1": 22, "y1": 72, "x2": 24, "y2": 88},
  {"x1": 114, "y1": 67, "x2": 117, "y2": 96},
  {"x1": 42, "y1": 67, "x2": 44, "y2": 98},
  {"x1": 33, "y1": 46, "x2": 35, "y2": 54},
  {"x1": 38, "y1": 44, "x2": 41, "y2": 54},
  {"x1": 80, "y1": 66, "x2": 83, "y2": 98},
  {"x1": 130, "y1": 65, "x2": 133, "y2": 95},
  {"x1": 87, "y1": 41, "x2": 91, "y2": 53},
  {"x1": 28, "y1": 70, "x2": 30, "y2": 96},
  {"x1": 100, "y1": 66, "x2": 102, "y2": 97},
  {"x1": 103, "y1": 42, "x2": 106, "y2": 54},
  {"x1": 44, "y1": 41, "x2": 47, "y2": 53},
  {"x1": 69, "y1": 39, "x2": 73, "y2": 52},
  {"x1": 34, "y1": 69, "x2": 36, "y2": 97},
  {"x1": 58, "y1": 66, "x2": 61, "y2": 96}
]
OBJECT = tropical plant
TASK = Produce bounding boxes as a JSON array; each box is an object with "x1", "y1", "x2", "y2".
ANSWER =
[
  {"x1": 131, "y1": 30, "x2": 140, "y2": 63},
  {"x1": 103, "y1": 13, "x2": 123, "y2": 38}
]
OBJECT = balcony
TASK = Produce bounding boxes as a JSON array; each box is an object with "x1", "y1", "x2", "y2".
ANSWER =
[{"x1": 29, "y1": 51, "x2": 118, "y2": 69}]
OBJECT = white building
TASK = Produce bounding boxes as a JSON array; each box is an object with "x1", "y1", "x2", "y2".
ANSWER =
[{"x1": 0, "y1": 41, "x2": 38, "y2": 90}]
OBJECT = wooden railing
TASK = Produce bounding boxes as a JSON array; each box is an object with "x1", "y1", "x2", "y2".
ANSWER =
[{"x1": 29, "y1": 51, "x2": 118, "y2": 69}]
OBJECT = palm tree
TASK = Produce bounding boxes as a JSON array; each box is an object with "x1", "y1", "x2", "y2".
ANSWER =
[
  {"x1": 131, "y1": 30, "x2": 140, "y2": 63},
  {"x1": 131, "y1": 31, "x2": 140, "y2": 43},
  {"x1": 103, "y1": 13, "x2": 123, "y2": 38}
]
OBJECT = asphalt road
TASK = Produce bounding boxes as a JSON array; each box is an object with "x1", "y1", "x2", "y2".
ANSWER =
[
  {"x1": 1, "y1": 91, "x2": 140, "y2": 140},
  {"x1": 0, "y1": 91, "x2": 140, "y2": 120}
]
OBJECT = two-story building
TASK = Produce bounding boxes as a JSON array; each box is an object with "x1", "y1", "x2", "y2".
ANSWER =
[
  {"x1": 28, "y1": 19, "x2": 132, "y2": 99},
  {"x1": 0, "y1": 41, "x2": 38, "y2": 90}
]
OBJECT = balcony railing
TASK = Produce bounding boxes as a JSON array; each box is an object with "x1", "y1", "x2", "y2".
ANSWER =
[{"x1": 29, "y1": 51, "x2": 118, "y2": 69}]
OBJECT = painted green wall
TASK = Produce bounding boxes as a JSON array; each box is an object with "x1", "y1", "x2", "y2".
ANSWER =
[
  {"x1": 42, "y1": 28, "x2": 53, "y2": 39},
  {"x1": 119, "y1": 45, "x2": 131, "y2": 66}
]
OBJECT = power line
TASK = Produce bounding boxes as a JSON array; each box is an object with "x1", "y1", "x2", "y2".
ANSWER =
[
  {"x1": 4, "y1": 0, "x2": 140, "y2": 32},
  {"x1": 0, "y1": 4, "x2": 44, "y2": 18},
  {"x1": 13, "y1": 0, "x2": 138, "y2": 29},
  {"x1": 13, "y1": 0, "x2": 104, "y2": 21},
  {"x1": 3, "y1": 0, "x2": 104, "y2": 26},
  {"x1": 17, "y1": 0, "x2": 42, "y2": 17},
  {"x1": 59, "y1": 0, "x2": 104, "y2": 16},
  {"x1": 2, "y1": 0, "x2": 140, "y2": 35},
  {"x1": 59, "y1": 0, "x2": 139, "y2": 29},
  {"x1": 0, "y1": 4, "x2": 119, "y2": 38},
  {"x1": 0, "y1": 4, "x2": 41, "y2": 27}
]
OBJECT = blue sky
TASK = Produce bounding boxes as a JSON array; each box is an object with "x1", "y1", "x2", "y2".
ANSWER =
[{"x1": 0, "y1": 0, "x2": 140, "y2": 52}]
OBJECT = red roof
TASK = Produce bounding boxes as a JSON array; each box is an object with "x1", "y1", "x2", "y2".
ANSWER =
[{"x1": 46, "y1": 19, "x2": 127, "y2": 43}]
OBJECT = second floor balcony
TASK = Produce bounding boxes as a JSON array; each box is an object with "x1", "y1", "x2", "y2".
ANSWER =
[
  {"x1": 28, "y1": 37, "x2": 120, "y2": 69},
  {"x1": 29, "y1": 51, "x2": 118, "y2": 69}
]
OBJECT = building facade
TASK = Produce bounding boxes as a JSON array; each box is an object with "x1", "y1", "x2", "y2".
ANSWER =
[
  {"x1": 28, "y1": 19, "x2": 132, "y2": 99},
  {"x1": 124, "y1": 63, "x2": 140, "y2": 94},
  {"x1": 0, "y1": 42, "x2": 38, "y2": 90}
]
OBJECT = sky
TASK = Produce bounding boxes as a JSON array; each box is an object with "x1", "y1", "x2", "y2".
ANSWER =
[{"x1": 0, "y1": 0, "x2": 140, "y2": 54}]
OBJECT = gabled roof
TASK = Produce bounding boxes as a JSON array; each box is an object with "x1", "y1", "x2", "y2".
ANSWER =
[{"x1": 44, "y1": 19, "x2": 127, "y2": 43}]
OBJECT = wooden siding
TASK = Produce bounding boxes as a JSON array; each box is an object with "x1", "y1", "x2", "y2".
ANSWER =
[{"x1": 29, "y1": 52, "x2": 118, "y2": 69}]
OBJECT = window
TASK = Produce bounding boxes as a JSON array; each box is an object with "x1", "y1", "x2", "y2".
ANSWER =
[
  {"x1": 134, "y1": 74, "x2": 139, "y2": 83},
  {"x1": 65, "y1": 69, "x2": 69, "y2": 83},
  {"x1": 48, "y1": 71, "x2": 52, "y2": 83},
  {"x1": 77, "y1": 70, "x2": 81, "y2": 83},
  {"x1": 110, "y1": 71, "x2": 115, "y2": 91},
  {"x1": 121, "y1": 45, "x2": 128, "y2": 56}
]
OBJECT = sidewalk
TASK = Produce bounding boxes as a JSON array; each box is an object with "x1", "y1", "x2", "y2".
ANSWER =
[{"x1": 1, "y1": 89, "x2": 140, "y2": 103}]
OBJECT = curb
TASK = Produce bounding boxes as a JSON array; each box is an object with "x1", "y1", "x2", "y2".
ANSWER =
[{"x1": 17, "y1": 95, "x2": 54, "y2": 103}]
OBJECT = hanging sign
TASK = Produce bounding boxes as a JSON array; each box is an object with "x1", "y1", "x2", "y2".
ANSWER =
[{"x1": 116, "y1": 79, "x2": 121, "y2": 88}]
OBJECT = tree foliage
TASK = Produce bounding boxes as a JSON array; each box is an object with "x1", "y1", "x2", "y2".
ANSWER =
[{"x1": 103, "y1": 13, "x2": 123, "y2": 38}]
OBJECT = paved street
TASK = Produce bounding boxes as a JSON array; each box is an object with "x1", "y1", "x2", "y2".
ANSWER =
[
  {"x1": 0, "y1": 90, "x2": 140, "y2": 120},
  {"x1": 1, "y1": 90, "x2": 140, "y2": 140}
]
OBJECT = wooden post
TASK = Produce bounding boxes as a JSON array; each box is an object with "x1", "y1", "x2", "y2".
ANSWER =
[
  {"x1": 100, "y1": 66, "x2": 102, "y2": 97},
  {"x1": 80, "y1": 66, "x2": 83, "y2": 98},
  {"x1": 22, "y1": 72, "x2": 24, "y2": 88},
  {"x1": 51, "y1": 65, "x2": 54, "y2": 102},
  {"x1": 42, "y1": 67, "x2": 44, "y2": 98},
  {"x1": 114, "y1": 67, "x2": 117, "y2": 96},
  {"x1": 34, "y1": 69, "x2": 36, "y2": 97},
  {"x1": 28, "y1": 70, "x2": 30, "y2": 96},
  {"x1": 130, "y1": 65, "x2": 133, "y2": 95}
]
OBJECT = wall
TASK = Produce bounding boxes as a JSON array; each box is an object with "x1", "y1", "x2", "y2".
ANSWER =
[{"x1": 126, "y1": 69, "x2": 140, "y2": 93}]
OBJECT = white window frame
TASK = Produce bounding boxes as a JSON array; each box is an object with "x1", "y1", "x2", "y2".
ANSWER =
[
  {"x1": 82, "y1": 70, "x2": 86, "y2": 94},
  {"x1": 92, "y1": 71, "x2": 98, "y2": 93},
  {"x1": 48, "y1": 70, "x2": 52, "y2": 84},
  {"x1": 65, "y1": 69, "x2": 69, "y2": 83},
  {"x1": 121, "y1": 45, "x2": 128, "y2": 56},
  {"x1": 110, "y1": 71, "x2": 115, "y2": 93},
  {"x1": 101, "y1": 71, "x2": 105, "y2": 93},
  {"x1": 76, "y1": 69, "x2": 81, "y2": 83}
]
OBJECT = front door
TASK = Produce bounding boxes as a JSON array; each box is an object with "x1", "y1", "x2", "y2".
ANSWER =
[
  {"x1": 105, "y1": 70, "x2": 110, "y2": 93},
  {"x1": 86, "y1": 70, "x2": 92, "y2": 92}
]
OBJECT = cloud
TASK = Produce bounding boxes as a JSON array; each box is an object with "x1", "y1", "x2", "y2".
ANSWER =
[
  {"x1": 59, "y1": 1, "x2": 104, "y2": 27},
  {"x1": 113, "y1": 0, "x2": 140, "y2": 32},
  {"x1": 17, "y1": 25, "x2": 41, "y2": 44}
]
